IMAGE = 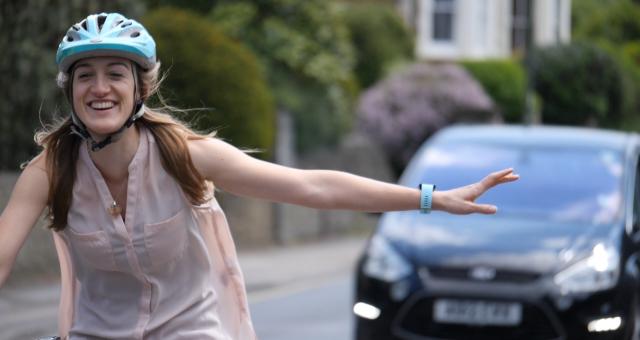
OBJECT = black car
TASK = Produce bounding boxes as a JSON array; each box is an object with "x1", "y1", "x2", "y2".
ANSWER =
[{"x1": 354, "y1": 125, "x2": 640, "y2": 340}]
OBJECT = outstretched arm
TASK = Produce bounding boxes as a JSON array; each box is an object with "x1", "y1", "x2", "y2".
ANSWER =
[{"x1": 189, "y1": 138, "x2": 518, "y2": 214}]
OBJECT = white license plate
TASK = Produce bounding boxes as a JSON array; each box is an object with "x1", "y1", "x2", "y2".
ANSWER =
[{"x1": 433, "y1": 299, "x2": 522, "y2": 326}]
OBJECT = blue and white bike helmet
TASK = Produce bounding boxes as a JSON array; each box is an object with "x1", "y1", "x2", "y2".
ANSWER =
[
  {"x1": 56, "y1": 12, "x2": 156, "y2": 72},
  {"x1": 55, "y1": 13, "x2": 157, "y2": 151}
]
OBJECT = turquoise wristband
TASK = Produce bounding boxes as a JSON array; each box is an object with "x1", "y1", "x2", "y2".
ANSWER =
[{"x1": 419, "y1": 183, "x2": 436, "y2": 214}]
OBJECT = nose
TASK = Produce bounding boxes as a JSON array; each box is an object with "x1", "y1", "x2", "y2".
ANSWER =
[{"x1": 91, "y1": 74, "x2": 110, "y2": 96}]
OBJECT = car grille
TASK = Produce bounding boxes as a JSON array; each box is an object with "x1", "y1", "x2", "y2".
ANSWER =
[
  {"x1": 427, "y1": 266, "x2": 541, "y2": 283},
  {"x1": 393, "y1": 296, "x2": 563, "y2": 340}
]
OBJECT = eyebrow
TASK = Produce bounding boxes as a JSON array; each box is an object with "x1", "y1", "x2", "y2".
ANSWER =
[{"x1": 74, "y1": 61, "x2": 131, "y2": 70}]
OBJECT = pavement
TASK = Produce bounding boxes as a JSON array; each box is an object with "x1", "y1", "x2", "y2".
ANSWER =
[{"x1": 0, "y1": 236, "x2": 368, "y2": 340}]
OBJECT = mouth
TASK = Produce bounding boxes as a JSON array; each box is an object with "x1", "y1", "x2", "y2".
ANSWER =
[{"x1": 87, "y1": 100, "x2": 117, "y2": 111}]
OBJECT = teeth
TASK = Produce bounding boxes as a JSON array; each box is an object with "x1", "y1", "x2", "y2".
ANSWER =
[{"x1": 90, "y1": 101, "x2": 115, "y2": 109}]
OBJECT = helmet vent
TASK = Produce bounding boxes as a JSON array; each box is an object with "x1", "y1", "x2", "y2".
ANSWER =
[
  {"x1": 122, "y1": 21, "x2": 132, "y2": 28},
  {"x1": 72, "y1": 25, "x2": 80, "y2": 31},
  {"x1": 131, "y1": 31, "x2": 140, "y2": 38},
  {"x1": 97, "y1": 15, "x2": 107, "y2": 30},
  {"x1": 66, "y1": 35, "x2": 74, "y2": 42},
  {"x1": 80, "y1": 19, "x2": 88, "y2": 31}
]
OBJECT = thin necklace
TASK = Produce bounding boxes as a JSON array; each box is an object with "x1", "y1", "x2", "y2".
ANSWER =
[
  {"x1": 107, "y1": 178, "x2": 128, "y2": 217},
  {"x1": 108, "y1": 201, "x2": 122, "y2": 216}
]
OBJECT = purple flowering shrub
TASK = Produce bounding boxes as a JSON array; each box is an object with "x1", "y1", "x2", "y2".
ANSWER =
[{"x1": 357, "y1": 62, "x2": 500, "y2": 173}]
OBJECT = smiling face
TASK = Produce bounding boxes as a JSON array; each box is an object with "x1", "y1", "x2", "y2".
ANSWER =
[{"x1": 71, "y1": 57, "x2": 136, "y2": 139}]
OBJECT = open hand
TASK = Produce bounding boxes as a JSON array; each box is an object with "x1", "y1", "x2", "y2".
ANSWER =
[{"x1": 434, "y1": 168, "x2": 519, "y2": 215}]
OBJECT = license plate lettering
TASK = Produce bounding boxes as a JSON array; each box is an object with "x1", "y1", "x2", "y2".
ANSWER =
[{"x1": 434, "y1": 299, "x2": 522, "y2": 326}]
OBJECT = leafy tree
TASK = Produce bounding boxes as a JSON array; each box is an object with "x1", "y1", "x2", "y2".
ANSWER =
[
  {"x1": 337, "y1": 0, "x2": 397, "y2": 4},
  {"x1": 144, "y1": 0, "x2": 217, "y2": 14},
  {"x1": 340, "y1": 3, "x2": 414, "y2": 89},
  {"x1": 0, "y1": 0, "x2": 143, "y2": 170},
  {"x1": 531, "y1": 42, "x2": 627, "y2": 127},
  {"x1": 571, "y1": 0, "x2": 619, "y2": 35},
  {"x1": 210, "y1": 1, "x2": 358, "y2": 152},
  {"x1": 572, "y1": 0, "x2": 640, "y2": 129},
  {"x1": 573, "y1": 0, "x2": 640, "y2": 44},
  {"x1": 143, "y1": 8, "x2": 275, "y2": 155}
]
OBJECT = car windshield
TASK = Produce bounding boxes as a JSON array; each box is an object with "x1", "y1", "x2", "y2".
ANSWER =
[{"x1": 401, "y1": 142, "x2": 624, "y2": 225}]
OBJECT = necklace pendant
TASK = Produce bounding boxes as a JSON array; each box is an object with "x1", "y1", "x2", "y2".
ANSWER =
[{"x1": 108, "y1": 201, "x2": 122, "y2": 216}]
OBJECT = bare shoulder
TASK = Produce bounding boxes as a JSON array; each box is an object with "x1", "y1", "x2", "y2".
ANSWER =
[
  {"x1": 187, "y1": 137, "x2": 230, "y2": 164},
  {"x1": 25, "y1": 151, "x2": 48, "y2": 174},
  {"x1": 6, "y1": 150, "x2": 50, "y2": 208},
  {"x1": 187, "y1": 137, "x2": 242, "y2": 181}
]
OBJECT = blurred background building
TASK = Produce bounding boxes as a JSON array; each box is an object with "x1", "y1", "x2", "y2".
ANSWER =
[{"x1": 397, "y1": 0, "x2": 571, "y2": 60}]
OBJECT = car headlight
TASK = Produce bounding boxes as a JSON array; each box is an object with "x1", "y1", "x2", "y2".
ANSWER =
[
  {"x1": 553, "y1": 242, "x2": 620, "y2": 295},
  {"x1": 363, "y1": 235, "x2": 412, "y2": 282}
]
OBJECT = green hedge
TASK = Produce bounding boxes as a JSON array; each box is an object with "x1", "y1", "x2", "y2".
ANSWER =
[
  {"x1": 341, "y1": 3, "x2": 414, "y2": 89},
  {"x1": 460, "y1": 59, "x2": 525, "y2": 123},
  {"x1": 144, "y1": 0, "x2": 215, "y2": 14},
  {"x1": 143, "y1": 8, "x2": 275, "y2": 156},
  {"x1": 531, "y1": 42, "x2": 628, "y2": 127},
  {"x1": 209, "y1": 1, "x2": 357, "y2": 152},
  {"x1": 573, "y1": 1, "x2": 640, "y2": 45},
  {"x1": 605, "y1": 42, "x2": 640, "y2": 120}
]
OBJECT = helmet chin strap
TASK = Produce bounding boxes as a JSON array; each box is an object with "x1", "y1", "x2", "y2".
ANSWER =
[
  {"x1": 70, "y1": 101, "x2": 145, "y2": 152},
  {"x1": 68, "y1": 62, "x2": 145, "y2": 152}
]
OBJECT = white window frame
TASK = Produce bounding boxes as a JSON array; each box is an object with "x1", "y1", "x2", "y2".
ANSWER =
[
  {"x1": 432, "y1": 0, "x2": 456, "y2": 42},
  {"x1": 418, "y1": 0, "x2": 458, "y2": 59}
]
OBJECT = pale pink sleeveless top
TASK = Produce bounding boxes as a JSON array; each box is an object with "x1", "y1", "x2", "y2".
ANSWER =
[{"x1": 52, "y1": 128, "x2": 256, "y2": 339}]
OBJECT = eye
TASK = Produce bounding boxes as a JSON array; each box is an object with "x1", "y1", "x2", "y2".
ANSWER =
[
  {"x1": 109, "y1": 72, "x2": 124, "y2": 78},
  {"x1": 76, "y1": 72, "x2": 91, "y2": 79}
]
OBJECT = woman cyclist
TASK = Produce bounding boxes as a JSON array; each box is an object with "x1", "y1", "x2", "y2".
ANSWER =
[{"x1": 0, "y1": 13, "x2": 518, "y2": 339}]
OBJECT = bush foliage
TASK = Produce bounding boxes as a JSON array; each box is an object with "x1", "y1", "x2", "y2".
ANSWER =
[
  {"x1": 143, "y1": 8, "x2": 275, "y2": 155},
  {"x1": 144, "y1": 0, "x2": 216, "y2": 14},
  {"x1": 571, "y1": 0, "x2": 640, "y2": 130},
  {"x1": 340, "y1": 3, "x2": 414, "y2": 89},
  {"x1": 573, "y1": 0, "x2": 640, "y2": 45},
  {"x1": 530, "y1": 42, "x2": 628, "y2": 127},
  {"x1": 210, "y1": 1, "x2": 358, "y2": 152},
  {"x1": 461, "y1": 60, "x2": 526, "y2": 123},
  {"x1": 357, "y1": 63, "x2": 498, "y2": 173}
]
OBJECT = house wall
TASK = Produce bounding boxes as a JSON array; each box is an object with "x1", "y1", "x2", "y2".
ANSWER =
[
  {"x1": 460, "y1": 0, "x2": 511, "y2": 59},
  {"x1": 533, "y1": 0, "x2": 572, "y2": 47},
  {"x1": 410, "y1": 0, "x2": 571, "y2": 61}
]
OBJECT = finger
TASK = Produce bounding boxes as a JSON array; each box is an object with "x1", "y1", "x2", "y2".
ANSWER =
[
  {"x1": 480, "y1": 168, "x2": 515, "y2": 190},
  {"x1": 497, "y1": 173, "x2": 520, "y2": 184},
  {"x1": 471, "y1": 203, "x2": 498, "y2": 214},
  {"x1": 491, "y1": 168, "x2": 516, "y2": 180}
]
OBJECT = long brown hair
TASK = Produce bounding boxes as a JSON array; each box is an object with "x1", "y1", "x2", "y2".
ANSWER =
[{"x1": 37, "y1": 62, "x2": 211, "y2": 231}]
